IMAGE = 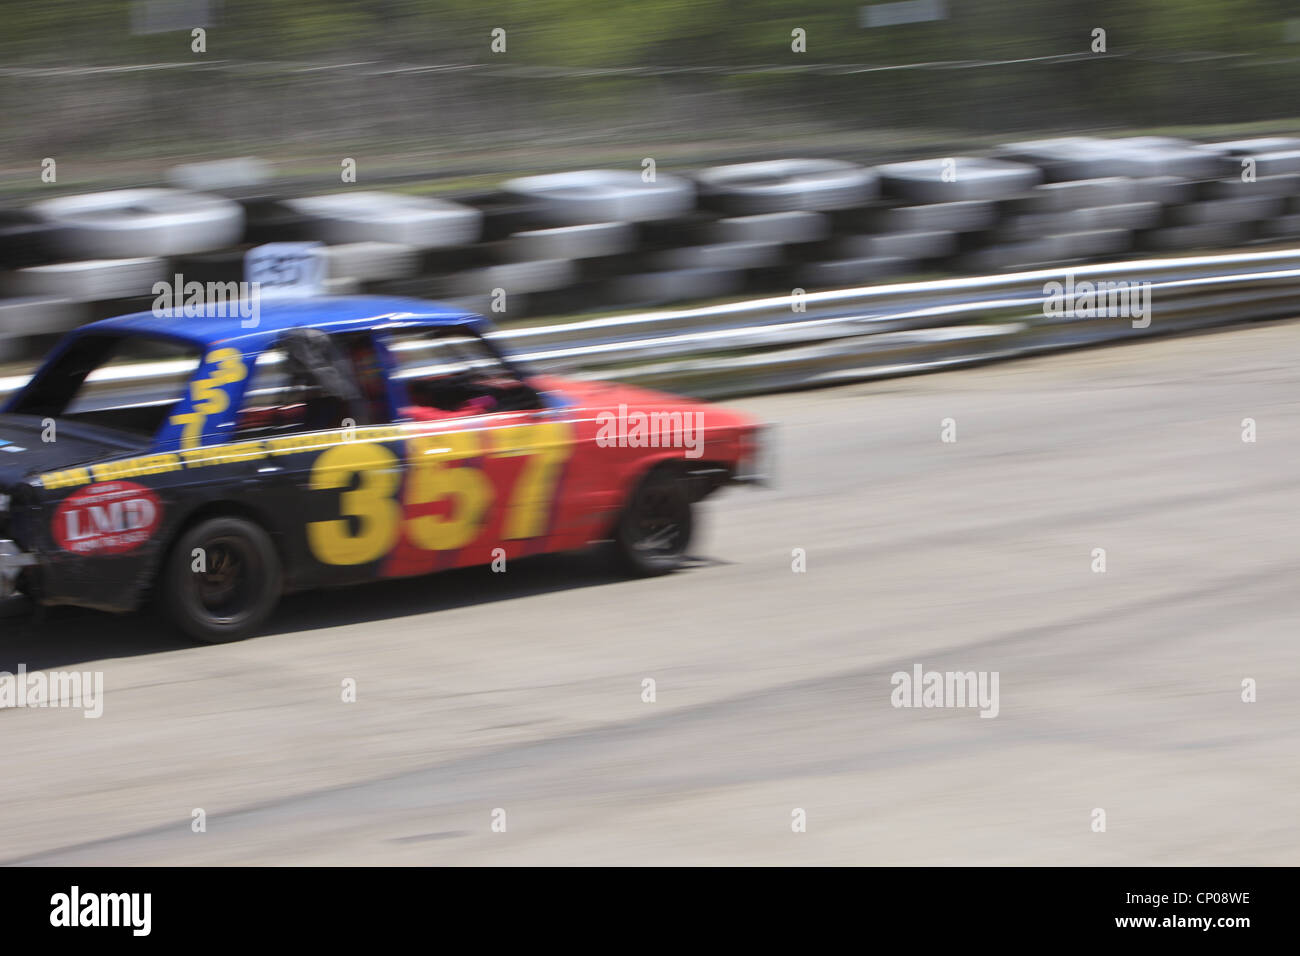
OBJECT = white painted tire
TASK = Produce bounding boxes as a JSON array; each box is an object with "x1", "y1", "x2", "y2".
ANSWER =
[
  {"x1": 1197, "y1": 139, "x2": 1300, "y2": 177},
  {"x1": 5, "y1": 258, "x2": 167, "y2": 301},
  {"x1": 876, "y1": 157, "x2": 1040, "y2": 203},
  {"x1": 504, "y1": 222, "x2": 637, "y2": 261},
  {"x1": 32, "y1": 189, "x2": 245, "y2": 260},
  {"x1": 285, "y1": 192, "x2": 483, "y2": 249},
  {"x1": 696, "y1": 159, "x2": 879, "y2": 214},
  {"x1": 1197, "y1": 137, "x2": 1300, "y2": 156},
  {"x1": 999, "y1": 137, "x2": 1218, "y2": 182},
  {"x1": 1005, "y1": 177, "x2": 1139, "y2": 213},
  {"x1": 504, "y1": 170, "x2": 695, "y2": 226}
]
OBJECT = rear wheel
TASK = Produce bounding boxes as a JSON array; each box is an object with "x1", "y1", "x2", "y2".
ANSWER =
[
  {"x1": 613, "y1": 468, "x2": 694, "y2": 575},
  {"x1": 164, "y1": 516, "x2": 282, "y2": 643}
]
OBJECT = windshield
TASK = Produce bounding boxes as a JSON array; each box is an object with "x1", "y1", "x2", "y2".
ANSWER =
[{"x1": 381, "y1": 327, "x2": 541, "y2": 419}]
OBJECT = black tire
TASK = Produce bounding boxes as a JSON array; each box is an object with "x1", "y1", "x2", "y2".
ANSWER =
[
  {"x1": 613, "y1": 468, "x2": 694, "y2": 576},
  {"x1": 163, "y1": 516, "x2": 282, "y2": 643}
]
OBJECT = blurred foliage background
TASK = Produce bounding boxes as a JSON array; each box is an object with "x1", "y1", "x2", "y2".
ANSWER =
[
  {"x1": 0, "y1": 1, "x2": 1297, "y2": 179},
  {"x1": 2, "y1": 1, "x2": 1294, "y2": 64}
]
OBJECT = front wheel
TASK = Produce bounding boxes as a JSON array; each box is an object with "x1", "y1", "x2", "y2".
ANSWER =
[
  {"x1": 612, "y1": 468, "x2": 695, "y2": 576},
  {"x1": 163, "y1": 516, "x2": 282, "y2": 643}
]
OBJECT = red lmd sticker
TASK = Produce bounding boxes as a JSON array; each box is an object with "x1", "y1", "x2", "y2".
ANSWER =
[{"x1": 53, "y1": 481, "x2": 163, "y2": 555}]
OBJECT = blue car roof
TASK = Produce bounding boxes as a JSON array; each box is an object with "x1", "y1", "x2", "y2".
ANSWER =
[{"x1": 82, "y1": 295, "x2": 490, "y2": 352}]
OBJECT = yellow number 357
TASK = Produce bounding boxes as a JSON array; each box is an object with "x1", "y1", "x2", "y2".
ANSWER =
[
  {"x1": 307, "y1": 422, "x2": 573, "y2": 566},
  {"x1": 169, "y1": 348, "x2": 248, "y2": 450}
]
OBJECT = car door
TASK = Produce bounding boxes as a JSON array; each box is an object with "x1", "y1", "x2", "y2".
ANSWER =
[
  {"x1": 230, "y1": 329, "x2": 407, "y2": 591},
  {"x1": 375, "y1": 326, "x2": 579, "y2": 579}
]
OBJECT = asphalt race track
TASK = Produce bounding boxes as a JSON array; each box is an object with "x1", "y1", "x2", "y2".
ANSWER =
[{"x1": 2, "y1": 321, "x2": 1297, "y2": 865}]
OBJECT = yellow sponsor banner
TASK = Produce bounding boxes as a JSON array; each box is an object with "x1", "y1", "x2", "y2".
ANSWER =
[
  {"x1": 39, "y1": 424, "x2": 408, "y2": 491},
  {"x1": 39, "y1": 467, "x2": 92, "y2": 491}
]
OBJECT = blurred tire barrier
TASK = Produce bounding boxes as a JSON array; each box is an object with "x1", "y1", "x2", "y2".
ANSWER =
[
  {"x1": 504, "y1": 222, "x2": 637, "y2": 261},
  {"x1": 868, "y1": 200, "x2": 999, "y2": 233},
  {"x1": 652, "y1": 241, "x2": 784, "y2": 271},
  {"x1": 1005, "y1": 177, "x2": 1138, "y2": 212},
  {"x1": 1260, "y1": 215, "x2": 1300, "y2": 238},
  {"x1": 996, "y1": 136, "x2": 1221, "y2": 182},
  {"x1": 168, "y1": 248, "x2": 245, "y2": 285},
  {"x1": 448, "y1": 259, "x2": 579, "y2": 296},
  {"x1": 0, "y1": 299, "x2": 84, "y2": 359},
  {"x1": 1141, "y1": 222, "x2": 1255, "y2": 251},
  {"x1": 1165, "y1": 196, "x2": 1284, "y2": 226},
  {"x1": 460, "y1": 191, "x2": 536, "y2": 242},
  {"x1": 798, "y1": 256, "x2": 911, "y2": 286},
  {"x1": 4, "y1": 249, "x2": 1300, "y2": 403},
  {"x1": 1198, "y1": 174, "x2": 1300, "y2": 200},
  {"x1": 4, "y1": 257, "x2": 167, "y2": 300},
  {"x1": 709, "y1": 211, "x2": 830, "y2": 244},
  {"x1": 695, "y1": 159, "x2": 879, "y2": 214},
  {"x1": 283, "y1": 192, "x2": 482, "y2": 248},
  {"x1": 956, "y1": 237, "x2": 1074, "y2": 272},
  {"x1": 0, "y1": 210, "x2": 58, "y2": 268},
  {"x1": 609, "y1": 267, "x2": 745, "y2": 305},
  {"x1": 838, "y1": 231, "x2": 958, "y2": 260},
  {"x1": 322, "y1": 242, "x2": 421, "y2": 282},
  {"x1": 1130, "y1": 176, "x2": 1196, "y2": 206},
  {"x1": 1063, "y1": 202, "x2": 1163, "y2": 231},
  {"x1": 11, "y1": 138, "x2": 1300, "y2": 359},
  {"x1": 992, "y1": 206, "x2": 1160, "y2": 243},
  {"x1": 1196, "y1": 138, "x2": 1300, "y2": 177},
  {"x1": 1058, "y1": 229, "x2": 1134, "y2": 258},
  {"x1": 504, "y1": 170, "x2": 695, "y2": 226},
  {"x1": 31, "y1": 189, "x2": 245, "y2": 259},
  {"x1": 241, "y1": 197, "x2": 315, "y2": 244},
  {"x1": 876, "y1": 157, "x2": 1041, "y2": 203}
]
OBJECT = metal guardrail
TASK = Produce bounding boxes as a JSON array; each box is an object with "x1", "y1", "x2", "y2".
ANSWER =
[{"x1": 2, "y1": 248, "x2": 1299, "y2": 403}]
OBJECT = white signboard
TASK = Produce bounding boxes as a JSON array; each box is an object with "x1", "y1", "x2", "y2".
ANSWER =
[{"x1": 244, "y1": 242, "x2": 327, "y2": 299}]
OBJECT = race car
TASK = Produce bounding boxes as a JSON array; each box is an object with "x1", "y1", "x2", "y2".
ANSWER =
[{"x1": 0, "y1": 296, "x2": 765, "y2": 642}]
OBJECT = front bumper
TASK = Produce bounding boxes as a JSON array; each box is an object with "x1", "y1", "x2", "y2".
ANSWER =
[
  {"x1": 0, "y1": 540, "x2": 37, "y2": 599},
  {"x1": 731, "y1": 423, "x2": 773, "y2": 487}
]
